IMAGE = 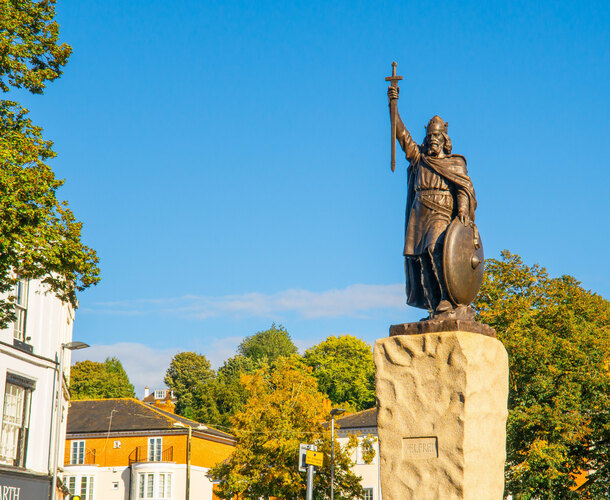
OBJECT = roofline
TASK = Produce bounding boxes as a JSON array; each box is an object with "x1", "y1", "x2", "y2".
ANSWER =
[
  {"x1": 151, "y1": 406, "x2": 233, "y2": 439},
  {"x1": 66, "y1": 428, "x2": 235, "y2": 445},
  {"x1": 321, "y1": 407, "x2": 378, "y2": 429},
  {"x1": 68, "y1": 398, "x2": 235, "y2": 443}
]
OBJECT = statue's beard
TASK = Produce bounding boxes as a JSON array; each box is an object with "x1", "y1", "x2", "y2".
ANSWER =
[{"x1": 427, "y1": 142, "x2": 442, "y2": 156}]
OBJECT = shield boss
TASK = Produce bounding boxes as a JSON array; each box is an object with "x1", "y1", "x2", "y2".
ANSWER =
[{"x1": 443, "y1": 219, "x2": 484, "y2": 305}]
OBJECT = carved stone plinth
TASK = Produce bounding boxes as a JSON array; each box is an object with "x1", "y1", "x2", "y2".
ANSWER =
[{"x1": 374, "y1": 328, "x2": 509, "y2": 500}]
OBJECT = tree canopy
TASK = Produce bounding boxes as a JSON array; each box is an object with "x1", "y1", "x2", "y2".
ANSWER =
[
  {"x1": 238, "y1": 323, "x2": 298, "y2": 363},
  {"x1": 474, "y1": 251, "x2": 610, "y2": 498},
  {"x1": 165, "y1": 325, "x2": 300, "y2": 429},
  {"x1": 303, "y1": 335, "x2": 375, "y2": 412},
  {"x1": 0, "y1": 0, "x2": 72, "y2": 93},
  {"x1": 0, "y1": 0, "x2": 99, "y2": 327},
  {"x1": 69, "y1": 357, "x2": 135, "y2": 400},
  {"x1": 164, "y1": 351, "x2": 215, "y2": 419},
  {"x1": 209, "y1": 357, "x2": 367, "y2": 499}
]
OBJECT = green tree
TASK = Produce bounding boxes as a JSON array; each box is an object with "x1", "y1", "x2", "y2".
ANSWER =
[
  {"x1": 0, "y1": 0, "x2": 99, "y2": 327},
  {"x1": 164, "y1": 351, "x2": 215, "y2": 419},
  {"x1": 210, "y1": 357, "x2": 367, "y2": 499},
  {"x1": 474, "y1": 251, "x2": 610, "y2": 498},
  {"x1": 205, "y1": 354, "x2": 262, "y2": 428},
  {"x1": 0, "y1": 0, "x2": 71, "y2": 93},
  {"x1": 193, "y1": 324, "x2": 299, "y2": 429},
  {"x1": 303, "y1": 335, "x2": 375, "y2": 411},
  {"x1": 164, "y1": 326, "x2": 299, "y2": 429},
  {"x1": 69, "y1": 357, "x2": 135, "y2": 400},
  {"x1": 238, "y1": 323, "x2": 298, "y2": 363}
]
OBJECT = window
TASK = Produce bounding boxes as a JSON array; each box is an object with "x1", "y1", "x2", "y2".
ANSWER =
[
  {"x1": 357, "y1": 438, "x2": 376, "y2": 465},
  {"x1": 66, "y1": 476, "x2": 95, "y2": 500},
  {"x1": 138, "y1": 473, "x2": 172, "y2": 499},
  {"x1": 12, "y1": 280, "x2": 29, "y2": 342},
  {"x1": 148, "y1": 437, "x2": 162, "y2": 461},
  {"x1": 71, "y1": 440, "x2": 86, "y2": 464},
  {"x1": 154, "y1": 390, "x2": 166, "y2": 399},
  {"x1": 363, "y1": 487, "x2": 374, "y2": 500},
  {"x1": 0, "y1": 377, "x2": 33, "y2": 467}
]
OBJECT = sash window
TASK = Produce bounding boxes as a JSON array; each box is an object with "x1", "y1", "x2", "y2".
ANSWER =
[{"x1": 0, "y1": 379, "x2": 32, "y2": 466}]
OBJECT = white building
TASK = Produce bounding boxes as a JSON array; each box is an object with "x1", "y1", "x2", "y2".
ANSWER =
[
  {"x1": 334, "y1": 408, "x2": 381, "y2": 500},
  {"x1": 64, "y1": 399, "x2": 235, "y2": 500},
  {"x1": 0, "y1": 279, "x2": 76, "y2": 499}
]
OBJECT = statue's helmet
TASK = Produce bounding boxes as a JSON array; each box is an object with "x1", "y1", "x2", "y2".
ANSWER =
[
  {"x1": 424, "y1": 115, "x2": 452, "y2": 154},
  {"x1": 426, "y1": 115, "x2": 448, "y2": 134}
]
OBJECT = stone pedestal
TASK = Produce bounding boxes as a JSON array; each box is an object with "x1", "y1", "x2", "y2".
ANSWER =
[{"x1": 374, "y1": 328, "x2": 509, "y2": 500}]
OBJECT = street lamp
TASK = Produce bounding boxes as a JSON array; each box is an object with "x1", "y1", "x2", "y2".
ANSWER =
[
  {"x1": 50, "y1": 341, "x2": 89, "y2": 500},
  {"x1": 173, "y1": 422, "x2": 207, "y2": 500},
  {"x1": 330, "y1": 408, "x2": 346, "y2": 500}
]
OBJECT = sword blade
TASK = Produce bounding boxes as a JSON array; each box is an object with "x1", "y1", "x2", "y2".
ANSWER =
[{"x1": 390, "y1": 100, "x2": 397, "y2": 172}]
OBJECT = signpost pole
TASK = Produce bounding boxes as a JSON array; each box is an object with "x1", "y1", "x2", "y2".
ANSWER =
[{"x1": 306, "y1": 464, "x2": 314, "y2": 500}]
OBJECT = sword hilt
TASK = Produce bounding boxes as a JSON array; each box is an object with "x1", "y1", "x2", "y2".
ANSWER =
[{"x1": 385, "y1": 61, "x2": 403, "y2": 88}]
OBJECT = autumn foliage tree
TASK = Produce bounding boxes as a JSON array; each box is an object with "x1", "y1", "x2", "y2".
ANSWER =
[
  {"x1": 0, "y1": 0, "x2": 99, "y2": 327},
  {"x1": 474, "y1": 251, "x2": 610, "y2": 498},
  {"x1": 166, "y1": 325, "x2": 299, "y2": 429},
  {"x1": 210, "y1": 357, "x2": 367, "y2": 499}
]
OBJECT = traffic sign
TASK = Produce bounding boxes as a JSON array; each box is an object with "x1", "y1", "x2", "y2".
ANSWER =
[
  {"x1": 299, "y1": 443, "x2": 317, "y2": 472},
  {"x1": 305, "y1": 450, "x2": 324, "y2": 467}
]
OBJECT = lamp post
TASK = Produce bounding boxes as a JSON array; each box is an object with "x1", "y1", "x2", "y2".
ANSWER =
[
  {"x1": 330, "y1": 408, "x2": 346, "y2": 500},
  {"x1": 50, "y1": 341, "x2": 89, "y2": 500},
  {"x1": 173, "y1": 422, "x2": 206, "y2": 500}
]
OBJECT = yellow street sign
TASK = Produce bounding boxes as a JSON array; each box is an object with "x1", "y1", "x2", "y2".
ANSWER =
[{"x1": 305, "y1": 450, "x2": 323, "y2": 467}]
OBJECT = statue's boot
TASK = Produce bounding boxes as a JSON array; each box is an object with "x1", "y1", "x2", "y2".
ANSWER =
[{"x1": 435, "y1": 299, "x2": 452, "y2": 313}]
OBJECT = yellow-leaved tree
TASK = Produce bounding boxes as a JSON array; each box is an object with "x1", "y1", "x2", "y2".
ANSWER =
[{"x1": 210, "y1": 357, "x2": 371, "y2": 499}]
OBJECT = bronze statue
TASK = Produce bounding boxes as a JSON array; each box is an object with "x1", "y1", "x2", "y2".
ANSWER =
[{"x1": 386, "y1": 62, "x2": 483, "y2": 319}]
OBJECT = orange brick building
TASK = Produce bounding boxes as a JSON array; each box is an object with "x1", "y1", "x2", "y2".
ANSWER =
[{"x1": 63, "y1": 399, "x2": 234, "y2": 500}]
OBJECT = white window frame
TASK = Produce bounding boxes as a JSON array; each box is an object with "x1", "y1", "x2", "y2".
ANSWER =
[
  {"x1": 0, "y1": 380, "x2": 32, "y2": 466},
  {"x1": 137, "y1": 472, "x2": 172, "y2": 499},
  {"x1": 71, "y1": 440, "x2": 86, "y2": 464},
  {"x1": 148, "y1": 436, "x2": 162, "y2": 462},
  {"x1": 12, "y1": 279, "x2": 29, "y2": 342},
  {"x1": 66, "y1": 475, "x2": 95, "y2": 500},
  {"x1": 363, "y1": 487, "x2": 374, "y2": 500},
  {"x1": 154, "y1": 390, "x2": 166, "y2": 399}
]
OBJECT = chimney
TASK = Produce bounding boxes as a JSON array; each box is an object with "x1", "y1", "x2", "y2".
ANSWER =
[{"x1": 144, "y1": 386, "x2": 149, "y2": 398}]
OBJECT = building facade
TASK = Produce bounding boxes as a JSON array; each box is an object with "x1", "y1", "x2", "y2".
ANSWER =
[
  {"x1": 0, "y1": 279, "x2": 76, "y2": 499},
  {"x1": 64, "y1": 399, "x2": 235, "y2": 500},
  {"x1": 334, "y1": 408, "x2": 381, "y2": 500},
  {"x1": 142, "y1": 387, "x2": 178, "y2": 413}
]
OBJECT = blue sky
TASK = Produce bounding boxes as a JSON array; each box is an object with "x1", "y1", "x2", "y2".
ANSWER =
[{"x1": 14, "y1": 0, "x2": 610, "y2": 394}]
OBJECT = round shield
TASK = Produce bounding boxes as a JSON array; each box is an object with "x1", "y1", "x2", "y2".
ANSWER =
[{"x1": 443, "y1": 219, "x2": 484, "y2": 306}]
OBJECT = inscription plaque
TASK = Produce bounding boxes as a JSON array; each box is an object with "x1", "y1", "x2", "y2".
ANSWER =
[{"x1": 402, "y1": 437, "x2": 438, "y2": 459}]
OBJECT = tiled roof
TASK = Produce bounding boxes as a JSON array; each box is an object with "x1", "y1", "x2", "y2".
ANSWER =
[
  {"x1": 67, "y1": 398, "x2": 233, "y2": 440},
  {"x1": 333, "y1": 407, "x2": 377, "y2": 429},
  {"x1": 154, "y1": 406, "x2": 233, "y2": 440}
]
